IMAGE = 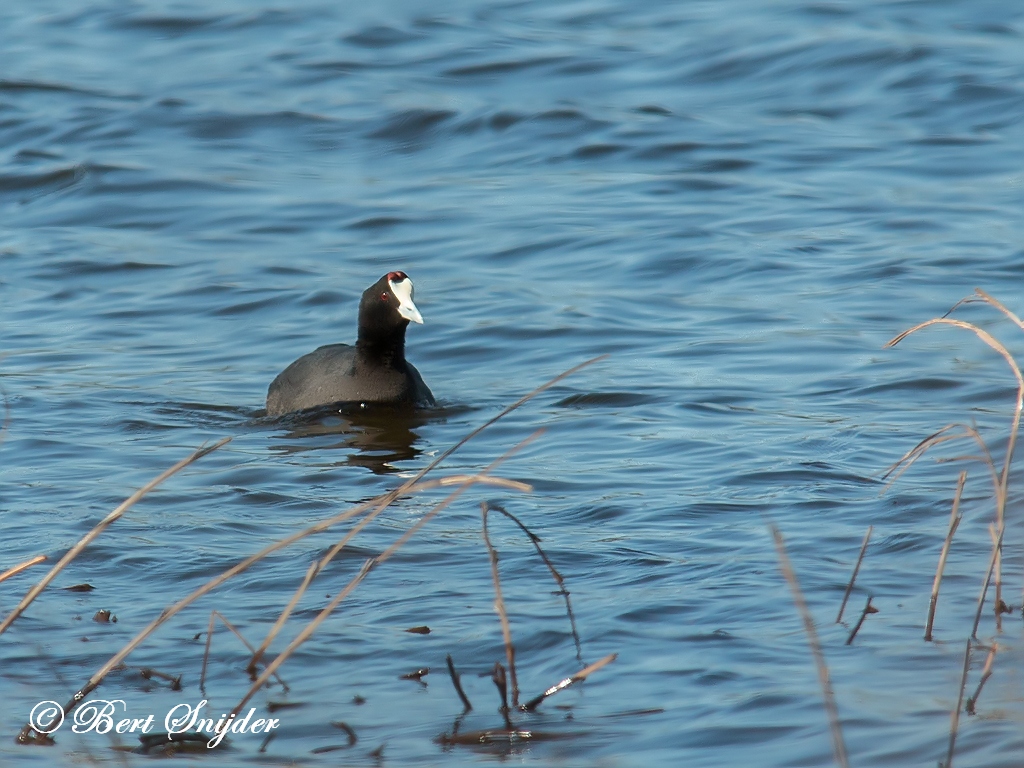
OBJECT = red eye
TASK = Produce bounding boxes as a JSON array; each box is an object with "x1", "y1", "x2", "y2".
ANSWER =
[{"x1": 380, "y1": 292, "x2": 388, "y2": 302}]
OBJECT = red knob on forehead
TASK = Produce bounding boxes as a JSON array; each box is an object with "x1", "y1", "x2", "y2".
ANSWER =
[{"x1": 387, "y1": 271, "x2": 408, "y2": 282}]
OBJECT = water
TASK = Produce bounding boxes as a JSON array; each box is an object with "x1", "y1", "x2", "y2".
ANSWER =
[{"x1": 2, "y1": 1, "x2": 1023, "y2": 765}]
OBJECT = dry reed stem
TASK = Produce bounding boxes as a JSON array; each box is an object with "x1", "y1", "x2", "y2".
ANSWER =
[
  {"x1": 521, "y1": 653, "x2": 617, "y2": 711},
  {"x1": 836, "y1": 526, "x2": 872, "y2": 624},
  {"x1": 481, "y1": 501, "x2": 520, "y2": 708},
  {"x1": 926, "y1": 471, "x2": 966, "y2": 641},
  {"x1": 18, "y1": 480, "x2": 439, "y2": 742},
  {"x1": 844, "y1": 596, "x2": 876, "y2": 645},
  {"x1": 0, "y1": 437, "x2": 231, "y2": 637},
  {"x1": 989, "y1": 524, "x2": 1008, "y2": 623},
  {"x1": 247, "y1": 477, "x2": 530, "y2": 673},
  {"x1": 227, "y1": 432, "x2": 542, "y2": 719},
  {"x1": 446, "y1": 654, "x2": 472, "y2": 712},
  {"x1": 970, "y1": 525, "x2": 1004, "y2": 639},
  {"x1": 769, "y1": 524, "x2": 849, "y2": 768},
  {"x1": 0, "y1": 386, "x2": 10, "y2": 450},
  {"x1": 0, "y1": 555, "x2": 47, "y2": 585},
  {"x1": 881, "y1": 425, "x2": 997, "y2": 495},
  {"x1": 248, "y1": 561, "x2": 319, "y2": 675},
  {"x1": 487, "y1": 502, "x2": 584, "y2": 665},
  {"x1": 944, "y1": 638, "x2": 972, "y2": 768},
  {"x1": 16, "y1": 359, "x2": 600, "y2": 742},
  {"x1": 888, "y1": 309, "x2": 1023, "y2": 633},
  {"x1": 965, "y1": 643, "x2": 997, "y2": 715},
  {"x1": 491, "y1": 662, "x2": 514, "y2": 729},
  {"x1": 200, "y1": 610, "x2": 289, "y2": 694},
  {"x1": 970, "y1": 289, "x2": 1024, "y2": 331}
]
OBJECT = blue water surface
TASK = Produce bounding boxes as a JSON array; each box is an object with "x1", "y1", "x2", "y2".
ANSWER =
[{"x1": 2, "y1": 1, "x2": 1024, "y2": 765}]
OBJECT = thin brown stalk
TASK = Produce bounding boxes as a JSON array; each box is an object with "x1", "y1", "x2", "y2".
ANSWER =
[
  {"x1": 249, "y1": 476, "x2": 530, "y2": 674},
  {"x1": 521, "y1": 653, "x2": 617, "y2": 711},
  {"x1": 944, "y1": 638, "x2": 972, "y2": 768},
  {"x1": 0, "y1": 437, "x2": 231, "y2": 637},
  {"x1": 973, "y1": 288, "x2": 1024, "y2": 331},
  {"x1": 884, "y1": 423, "x2": 998, "y2": 501},
  {"x1": 989, "y1": 525, "x2": 1007, "y2": 631},
  {"x1": 248, "y1": 560, "x2": 320, "y2": 675},
  {"x1": 882, "y1": 426, "x2": 1001, "y2": 508},
  {"x1": 881, "y1": 425, "x2": 968, "y2": 489},
  {"x1": 481, "y1": 501, "x2": 519, "y2": 708},
  {"x1": 16, "y1": 359, "x2": 600, "y2": 742},
  {"x1": 199, "y1": 610, "x2": 217, "y2": 696},
  {"x1": 0, "y1": 386, "x2": 10, "y2": 450},
  {"x1": 446, "y1": 654, "x2": 472, "y2": 712},
  {"x1": 926, "y1": 472, "x2": 966, "y2": 641},
  {"x1": 487, "y1": 502, "x2": 584, "y2": 665},
  {"x1": 491, "y1": 662, "x2": 514, "y2": 729},
  {"x1": 965, "y1": 643, "x2": 997, "y2": 715},
  {"x1": 970, "y1": 525, "x2": 1004, "y2": 639},
  {"x1": 770, "y1": 524, "x2": 849, "y2": 768},
  {"x1": 836, "y1": 526, "x2": 872, "y2": 624},
  {"x1": 0, "y1": 555, "x2": 47, "y2": 585},
  {"x1": 888, "y1": 312, "x2": 1023, "y2": 636},
  {"x1": 844, "y1": 596, "x2": 875, "y2": 645},
  {"x1": 227, "y1": 432, "x2": 542, "y2": 719},
  {"x1": 199, "y1": 610, "x2": 289, "y2": 693}
]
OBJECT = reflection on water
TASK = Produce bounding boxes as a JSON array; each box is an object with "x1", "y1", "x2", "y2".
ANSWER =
[{"x1": 266, "y1": 402, "x2": 440, "y2": 474}]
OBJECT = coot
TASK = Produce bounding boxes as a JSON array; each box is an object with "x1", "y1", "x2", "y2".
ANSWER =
[{"x1": 266, "y1": 271, "x2": 434, "y2": 416}]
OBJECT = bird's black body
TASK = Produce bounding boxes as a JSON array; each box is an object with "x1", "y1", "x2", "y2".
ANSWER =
[{"x1": 266, "y1": 272, "x2": 434, "y2": 416}]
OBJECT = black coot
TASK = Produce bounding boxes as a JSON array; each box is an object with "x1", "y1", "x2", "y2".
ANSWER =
[{"x1": 266, "y1": 271, "x2": 434, "y2": 416}]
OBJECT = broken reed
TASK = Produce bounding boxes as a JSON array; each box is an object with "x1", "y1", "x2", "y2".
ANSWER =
[
  {"x1": 6, "y1": 356, "x2": 608, "y2": 744},
  {"x1": 925, "y1": 472, "x2": 966, "y2": 641},
  {"x1": 770, "y1": 524, "x2": 849, "y2": 768},
  {"x1": 836, "y1": 526, "x2": 872, "y2": 625}
]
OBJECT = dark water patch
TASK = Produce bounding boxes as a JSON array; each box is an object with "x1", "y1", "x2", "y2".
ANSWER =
[
  {"x1": 553, "y1": 57, "x2": 616, "y2": 77},
  {"x1": 694, "y1": 157, "x2": 755, "y2": 173},
  {"x1": 264, "y1": 265, "x2": 316, "y2": 277},
  {"x1": 212, "y1": 296, "x2": 288, "y2": 317},
  {"x1": 910, "y1": 134, "x2": 993, "y2": 147},
  {"x1": 188, "y1": 110, "x2": 336, "y2": 141},
  {"x1": 554, "y1": 392, "x2": 658, "y2": 408},
  {"x1": 490, "y1": 237, "x2": 576, "y2": 262},
  {"x1": 368, "y1": 109, "x2": 457, "y2": 144},
  {"x1": 301, "y1": 290, "x2": 347, "y2": 307},
  {"x1": 35, "y1": 259, "x2": 172, "y2": 278},
  {"x1": 348, "y1": 215, "x2": 409, "y2": 230},
  {"x1": 767, "y1": 106, "x2": 849, "y2": 120},
  {"x1": 13, "y1": 148, "x2": 64, "y2": 161},
  {"x1": 0, "y1": 79, "x2": 121, "y2": 98},
  {"x1": 445, "y1": 56, "x2": 567, "y2": 78},
  {"x1": 296, "y1": 59, "x2": 372, "y2": 76},
  {"x1": 455, "y1": 110, "x2": 526, "y2": 134},
  {"x1": 571, "y1": 143, "x2": 625, "y2": 160},
  {"x1": 634, "y1": 141, "x2": 703, "y2": 160},
  {"x1": 882, "y1": 217, "x2": 944, "y2": 232},
  {"x1": 0, "y1": 165, "x2": 84, "y2": 196},
  {"x1": 725, "y1": 465, "x2": 875, "y2": 488},
  {"x1": 344, "y1": 25, "x2": 423, "y2": 48},
  {"x1": 106, "y1": 13, "x2": 237, "y2": 40},
  {"x1": 855, "y1": 377, "x2": 963, "y2": 396}
]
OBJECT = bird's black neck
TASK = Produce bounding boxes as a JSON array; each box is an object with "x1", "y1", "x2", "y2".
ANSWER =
[{"x1": 356, "y1": 325, "x2": 407, "y2": 366}]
